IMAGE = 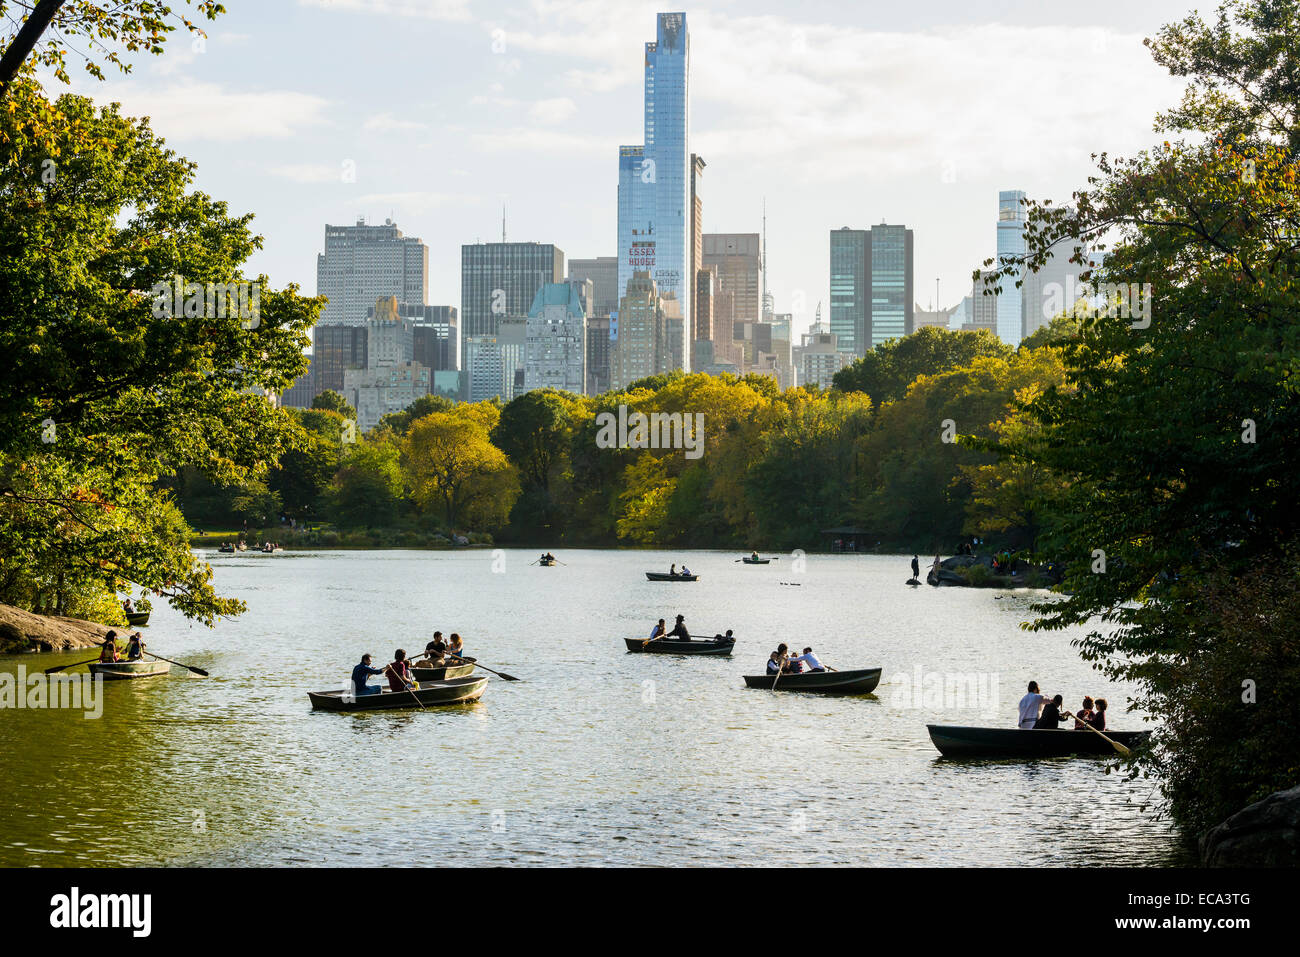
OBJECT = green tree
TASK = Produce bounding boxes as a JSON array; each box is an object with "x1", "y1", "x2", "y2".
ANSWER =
[
  {"x1": 0, "y1": 90, "x2": 317, "y2": 623},
  {"x1": 329, "y1": 439, "x2": 405, "y2": 528},
  {"x1": 403, "y1": 408, "x2": 518, "y2": 531},
  {"x1": 832, "y1": 326, "x2": 1012, "y2": 404},
  {"x1": 988, "y1": 0, "x2": 1300, "y2": 836},
  {"x1": 311, "y1": 390, "x2": 355, "y2": 420}
]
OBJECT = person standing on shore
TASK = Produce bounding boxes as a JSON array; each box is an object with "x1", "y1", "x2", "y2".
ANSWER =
[{"x1": 911, "y1": 555, "x2": 920, "y2": 580}]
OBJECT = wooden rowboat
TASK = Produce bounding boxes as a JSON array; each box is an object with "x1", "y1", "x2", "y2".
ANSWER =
[
  {"x1": 411, "y1": 659, "x2": 477, "y2": 682},
  {"x1": 742, "y1": 557, "x2": 770, "y2": 564},
  {"x1": 624, "y1": 636, "x2": 734, "y2": 655},
  {"x1": 645, "y1": 572, "x2": 699, "y2": 581},
  {"x1": 538, "y1": 558, "x2": 556, "y2": 566},
  {"x1": 926, "y1": 724, "x2": 1151, "y2": 759},
  {"x1": 742, "y1": 667, "x2": 881, "y2": 694},
  {"x1": 218, "y1": 545, "x2": 236, "y2": 553},
  {"x1": 125, "y1": 611, "x2": 150, "y2": 626},
  {"x1": 308, "y1": 675, "x2": 488, "y2": 711},
  {"x1": 88, "y1": 660, "x2": 171, "y2": 680}
]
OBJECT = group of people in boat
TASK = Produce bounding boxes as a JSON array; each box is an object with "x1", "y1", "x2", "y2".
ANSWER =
[
  {"x1": 1018, "y1": 681, "x2": 1109, "y2": 731},
  {"x1": 538, "y1": 552, "x2": 556, "y2": 563},
  {"x1": 765, "y1": 643, "x2": 825, "y2": 675},
  {"x1": 98, "y1": 630, "x2": 146, "y2": 663},
  {"x1": 646, "y1": 615, "x2": 732, "y2": 643},
  {"x1": 667, "y1": 563, "x2": 693, "y2": 577},
  {"x1": 350, "y1": 633, "x2": 468, "y2": 696}
]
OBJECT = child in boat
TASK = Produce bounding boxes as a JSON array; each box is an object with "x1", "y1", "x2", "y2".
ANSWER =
[
  {"x1": 766, "y1": 652, "x2": 783, "y2": 674},
  {"x1": 1073, "y1": 696, "x2": 1095, "y2": 730},
  {"x1": 125, "y1": 632, "x2": 146, "y2": 661},
  {"x1": 1090, "y1": 699, "x2": 1108, "y2": 731},
  {"x1": 98, "y1": 631, "x2": 120, "y2": 663}
]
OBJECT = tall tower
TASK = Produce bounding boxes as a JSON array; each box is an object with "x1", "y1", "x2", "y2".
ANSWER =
[
  {"x1": 616, "y1": 12, "x2": 690, "y2": 373},
  {"x1": 996, "y1": 189, "x2": 1028, "y2": 347}
]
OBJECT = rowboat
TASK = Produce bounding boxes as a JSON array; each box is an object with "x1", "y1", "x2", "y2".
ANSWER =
[
  {"x1": 88, "y1": 660, "x2": 171, "y2": 680},
  {"x1": 308, "y1": 675, "x2": 488, "y2": 711},
  {"x1": 742, "y1": 667, "x2": 881, "y2": 694},
  {"x1": 624, "y1": 636, "x2": 735, "y2": 655},
  {"x1": 125, "y1": 611, "x2": 150, "y2": 626},
  {"x1": 645, "y1": 572, "x2": 699, "y2": 581},
  {"x1": 217, "y1": 545, "x2": 236, "y2": 553},
  {"x1": 926, "y1": 724, "x2": 1151, "y2": 758},
  {"x1": 411, "y1": 658, "x2": 477, "y2": 682},
  {"x1": 539, "y1": 558, "x2": 556, "y2": 566},
  {"x1": 259, "y1": 546, "x2": 283, "y2": 554},
  {"x1": 742, "y1": 557, "x2": 770, "y2": 564}
]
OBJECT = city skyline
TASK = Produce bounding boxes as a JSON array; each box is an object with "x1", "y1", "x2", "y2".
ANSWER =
[{"x1": 57, "y1": 1, "x2": 1191, "y2": 344}]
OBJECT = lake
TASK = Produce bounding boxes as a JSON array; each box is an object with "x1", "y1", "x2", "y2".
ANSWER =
[{"x1": 0, "y1": 549, "x2": 1188, "y2": 866}]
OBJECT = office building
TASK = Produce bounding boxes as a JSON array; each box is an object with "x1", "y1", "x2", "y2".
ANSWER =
[
  {"x1": 794, "y1": 322, "x2": 851, "y2": 388},
  {"x1": 612, "y1": 271, "x2": 670, "y2": 389},
  {"x1": 828, "y1": 223, "x2": 914, "y2": 354},
  {"x1": 344, "y1": 362, "x2": 431, "y2": 434},
  {"x1": 461, "y1": 242, "x2": 564, "y2": 343},
  {"x1": 316, "y1": 218, "x2": 427, "y2": 326},
  {"x1": 566, "y1": 258, "x2": 619, "y2": 318},
  {"x1": 829, "y1": 227, "x2": 868, "y2": 355},
  {"x1": 586, "y1": 316, "x2": 613, "y2": 396},
  {"x1": 524, "y1": 283, "x2": 586, "y2": 395},
  {"x1": 996, "y1": 189, "x2": 1028, "y2": 346}
]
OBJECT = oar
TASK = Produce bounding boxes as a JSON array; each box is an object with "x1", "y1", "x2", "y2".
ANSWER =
[
  {"x1": 1073, "y1": 715, "x2": 1130, "y2": 757},
  {"x1": 447, "y1": 652, "x2": 518, "y2": 681},
  {"x1": 383, "y1": 663, "x2": 426, "y2": 709},
  {"x1": 771, "y1": 655, "x2": 784, "y2": 692},
  {"x1": 44, "y1": 636, "x2": 117, "y2": 674},
  {"x1": 144, "y1": 651, "x2": 210, "y2": 677}
]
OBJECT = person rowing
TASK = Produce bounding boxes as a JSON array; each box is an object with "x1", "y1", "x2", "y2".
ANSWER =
[
  {"x1": 751, "y1": 550, "x2": 760, "y2": 561},
  {"x1": 351, "y1": 654, "x2": 383, "y2": 697},
  {"x1": 680, "y1": 564, "x2": 692, "y2": 577},
  {"x1": 122, "y1": 597, "x2": 135, "y2": 614},
  {"x1": 648, "y1": 618, "x2": 666, "y2": 641},
  {"x1": 790, "y1": 646, "x2": 825, "y2": 672},
  {"x1": 1017, "y1": 680, "x2": 1052, "y2": 729},
  {"x1": 386, "y1": 649, "x2": 415, "y2": 692},
  {"x1": 766, "y1": 651, "x2": 783, "y2": 674},
  {"x1": 125, "y1": 632, "x2": 146, "y2": 661},
  {"x1": 98, "y1": 631, "x2": 121, "y2": 663},
  {"x1": 1032, "y1": 694, "x2": 1070, "y2": 729}
]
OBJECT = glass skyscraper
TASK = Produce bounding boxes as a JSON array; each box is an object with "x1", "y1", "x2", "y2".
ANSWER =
[
  {"x1": 829, "y1": 224, "x2": 914, "y2": 355},
  {"x1": 617, "y1": 12, "x2": 690, "y2": 371},
  {"x1": 996, "y1": 189, "x2": 1027, "y2": 347},
  {"x1": 868, "y1": 224, "x2": 913, "y2": 350}
]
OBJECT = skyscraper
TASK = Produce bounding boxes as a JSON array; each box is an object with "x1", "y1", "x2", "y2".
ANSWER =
[
  {"x1": 828, "y1": 224, "x2": 914, "y2": 355},
  {"x1": 996, "y1": 189, "x2": 1027, "y2": 347},
  {"x1": 567, "y1": 257, "x2": 619, "y2": 317},
  {"x1": 460, "y1": 242, "x2": 564, "y2": 344},
  {"x1": 690, "y1": 153, "x2": 705, "y2": 354},
  {"x1": 868, "y1": 224, "x2": 914, "y2": 349},
  {"x1": 616, "y1": 12, "x2": 691, "y2": 373},
  {"x1": 315, "y1": 218, "x2": 428, "y2": 326},
  {"x1": 524, "y1": 283, "x2": 586, "y2": 395},
  {"x1": 613, "y1": 271, "x2": 669, "y2": 389},
  {"x1": 702, "y1": 233, "x2": 763, "y2": 324},
  {"x1": 829, "y1": 227, "x2": 868, "y2": 355}
]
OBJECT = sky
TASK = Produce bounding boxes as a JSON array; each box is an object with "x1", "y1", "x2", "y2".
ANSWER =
[{"x1": 62, "y1": 0, "x2": 1200, "y2": 338}]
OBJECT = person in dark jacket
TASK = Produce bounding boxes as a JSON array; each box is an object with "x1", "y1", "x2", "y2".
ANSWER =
[
  {"x1": 351, "y1": 654, "x2": 383, "y2": 696},
  {"x1": 1033, "y1": 694, "x2": 1070, "y2": 729}
]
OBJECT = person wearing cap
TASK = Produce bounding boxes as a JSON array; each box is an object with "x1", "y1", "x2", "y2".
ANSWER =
[
  {"x1": 351, "y1": 654, "x2": 383, "y2": 696},
  {"x1": 667, "y1": 614, "x2": 690, "y2": 641}
]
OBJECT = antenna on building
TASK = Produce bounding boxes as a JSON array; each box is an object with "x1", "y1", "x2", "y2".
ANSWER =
[
  {"x1": 761, "y1": 197, "x2": 768, "y2": 306},
  {"x1": 502, "y1": 201, "x2": 507, "y2": 244}
]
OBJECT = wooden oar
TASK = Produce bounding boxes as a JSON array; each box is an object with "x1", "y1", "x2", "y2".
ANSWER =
[
  {"x1": 771, "y1": 656, "x2": 784, "y2": 691},
  {"x1": 1072, "y1": 715, "x2": 1130, "y2": 756},
  {"x1": 447, "y1": 652, "x2": 518, "y2": 681},
  {"x1": 143, "y1": 651, "x2": 209, "y2": 677},
  {"x1": 44, "y1": 636, "x2": 117, "y2": 674}
]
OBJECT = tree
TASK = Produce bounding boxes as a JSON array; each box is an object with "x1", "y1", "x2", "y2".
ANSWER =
[
  {"x1": 374, "y1": 393, "x2": 453, "y2": 436},
  {"x1": 987, "y1": 0, "x2": 1300, "y2": 836},
  {"x1": 0, "y1": 89, "x2": 317, "y2": 623},
  {"x1": 832, "y1": 326, "x2": 1012, "y2": 404},
  {"x1": 329, "y1": 439, "x2": 405, "y2": 528},
  {"x1": 311, "y1": 390, "x2": 355, "y2": 420},
  {"x1": 403, "y1": 409, "x2": 518, "y2": 530},
  {"x1": 0, "y1": 1, "x2": 225, "y2": 91}
]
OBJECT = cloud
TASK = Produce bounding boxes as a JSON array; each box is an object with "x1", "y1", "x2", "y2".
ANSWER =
[
  {"x1": 529, "y1": 97, "x2": 577, "y2": 124},
  {"x1": 271, "y1": 164, "x2": 345, "y2": 184},
  {"x1": 356, "y1": 191, "x2": 484, "y2": 212},
  {"x1": 364, "y1": 111, "x2": 430, "y2": 133},
  {"x1": 297, "y1": 0, "x2": 472, "y2": 20},
  {"x1": 94, "y1": 79, "x2": 330, "y2": 141}
]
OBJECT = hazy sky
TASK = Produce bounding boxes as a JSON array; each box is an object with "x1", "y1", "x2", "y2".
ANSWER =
[{"x1": 66, "y1": 0, "x2": 1200, "y2": 336}]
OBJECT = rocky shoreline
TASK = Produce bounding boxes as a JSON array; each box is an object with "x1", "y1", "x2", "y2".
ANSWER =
[
  {"x1": 925, "y1": 553, "x2": 1061, "y2": 589},
  {"x1": 0, "y1": 603, "x2": 118, "y2": 655}
]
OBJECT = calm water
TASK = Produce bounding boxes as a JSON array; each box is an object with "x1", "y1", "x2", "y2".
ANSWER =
[{"x1": 0, "y1": 549, "x2": 1187, "y2": 866}]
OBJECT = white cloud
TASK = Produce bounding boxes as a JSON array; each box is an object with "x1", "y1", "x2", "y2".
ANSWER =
[
  {"x1": 364, "y1": 111, "x2": 430, "y2": 133},
  {"x1": 271, "y1": 164, "x2": 346, "y2": 184},
  {"x1": 529, "y1": 97, "x2": 577, "y2": 124},
  {"x1": 94, "y1": 80, "x2": 330, "y2": 141},
  {"x1": 297, "y1": 0, "x2": 472, "y2": 21}
]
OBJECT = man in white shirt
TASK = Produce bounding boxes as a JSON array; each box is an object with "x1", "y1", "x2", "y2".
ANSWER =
[
  {"x1": 791, "y1": 647, "x2": 825, "y2": 672},
  {"x1": 1018, "y1": 681, "x2": 1050, "y2": 729}
]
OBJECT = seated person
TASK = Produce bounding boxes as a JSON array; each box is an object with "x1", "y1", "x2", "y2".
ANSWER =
[
  {"x1": 649, "y1": 619, "x2": 666, "y2": 640},
  {"x1": 1073, "y1": 696, "x2": 1095, "y2": 730},
  {"x1": 125, "y1": 632, "x2": 146, "y2": 661},
  {"x1": 718, "y1": 629, "x2": 734, "y2": 643},
  {"x1": 446, "y1": 634, "x2": 465, "y2": 659},
  {"x1": 766, "y1": 652, "x2": 783, "y2": 675},
  {"x1": 423, "y1": 639, "x2": 448, "y2": 667},
  {"x1": 98, "y1": 631, "x2": 120, "y2": 663},
  {"x1": 668, "y1": 614, "x2": 689, "y2": 641},
  {"x1": 386, "y1": 649, "x2": 414, "y2": 692},
  {"x1": 1090, "y1": 698, "x2": 1108, "y2": 731},
  {"x1": 351, "y1": 654, "x2": 383, "y2": 696},
  {"x1": 791, "y1": 646, "x2": 825, "y2": 672},
  {"x1": 122, "y1": 598, "x2": 135, "y2": 613},
  {"x1": 680, "y1": 565, "x2": 692, "y2": 576},
  {"x1": 783, "y1": 656, "x2": 804, "y2": 674},
  {"x1": 1032, "y1": 694, "x2": 1070, "y2": 729}
]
